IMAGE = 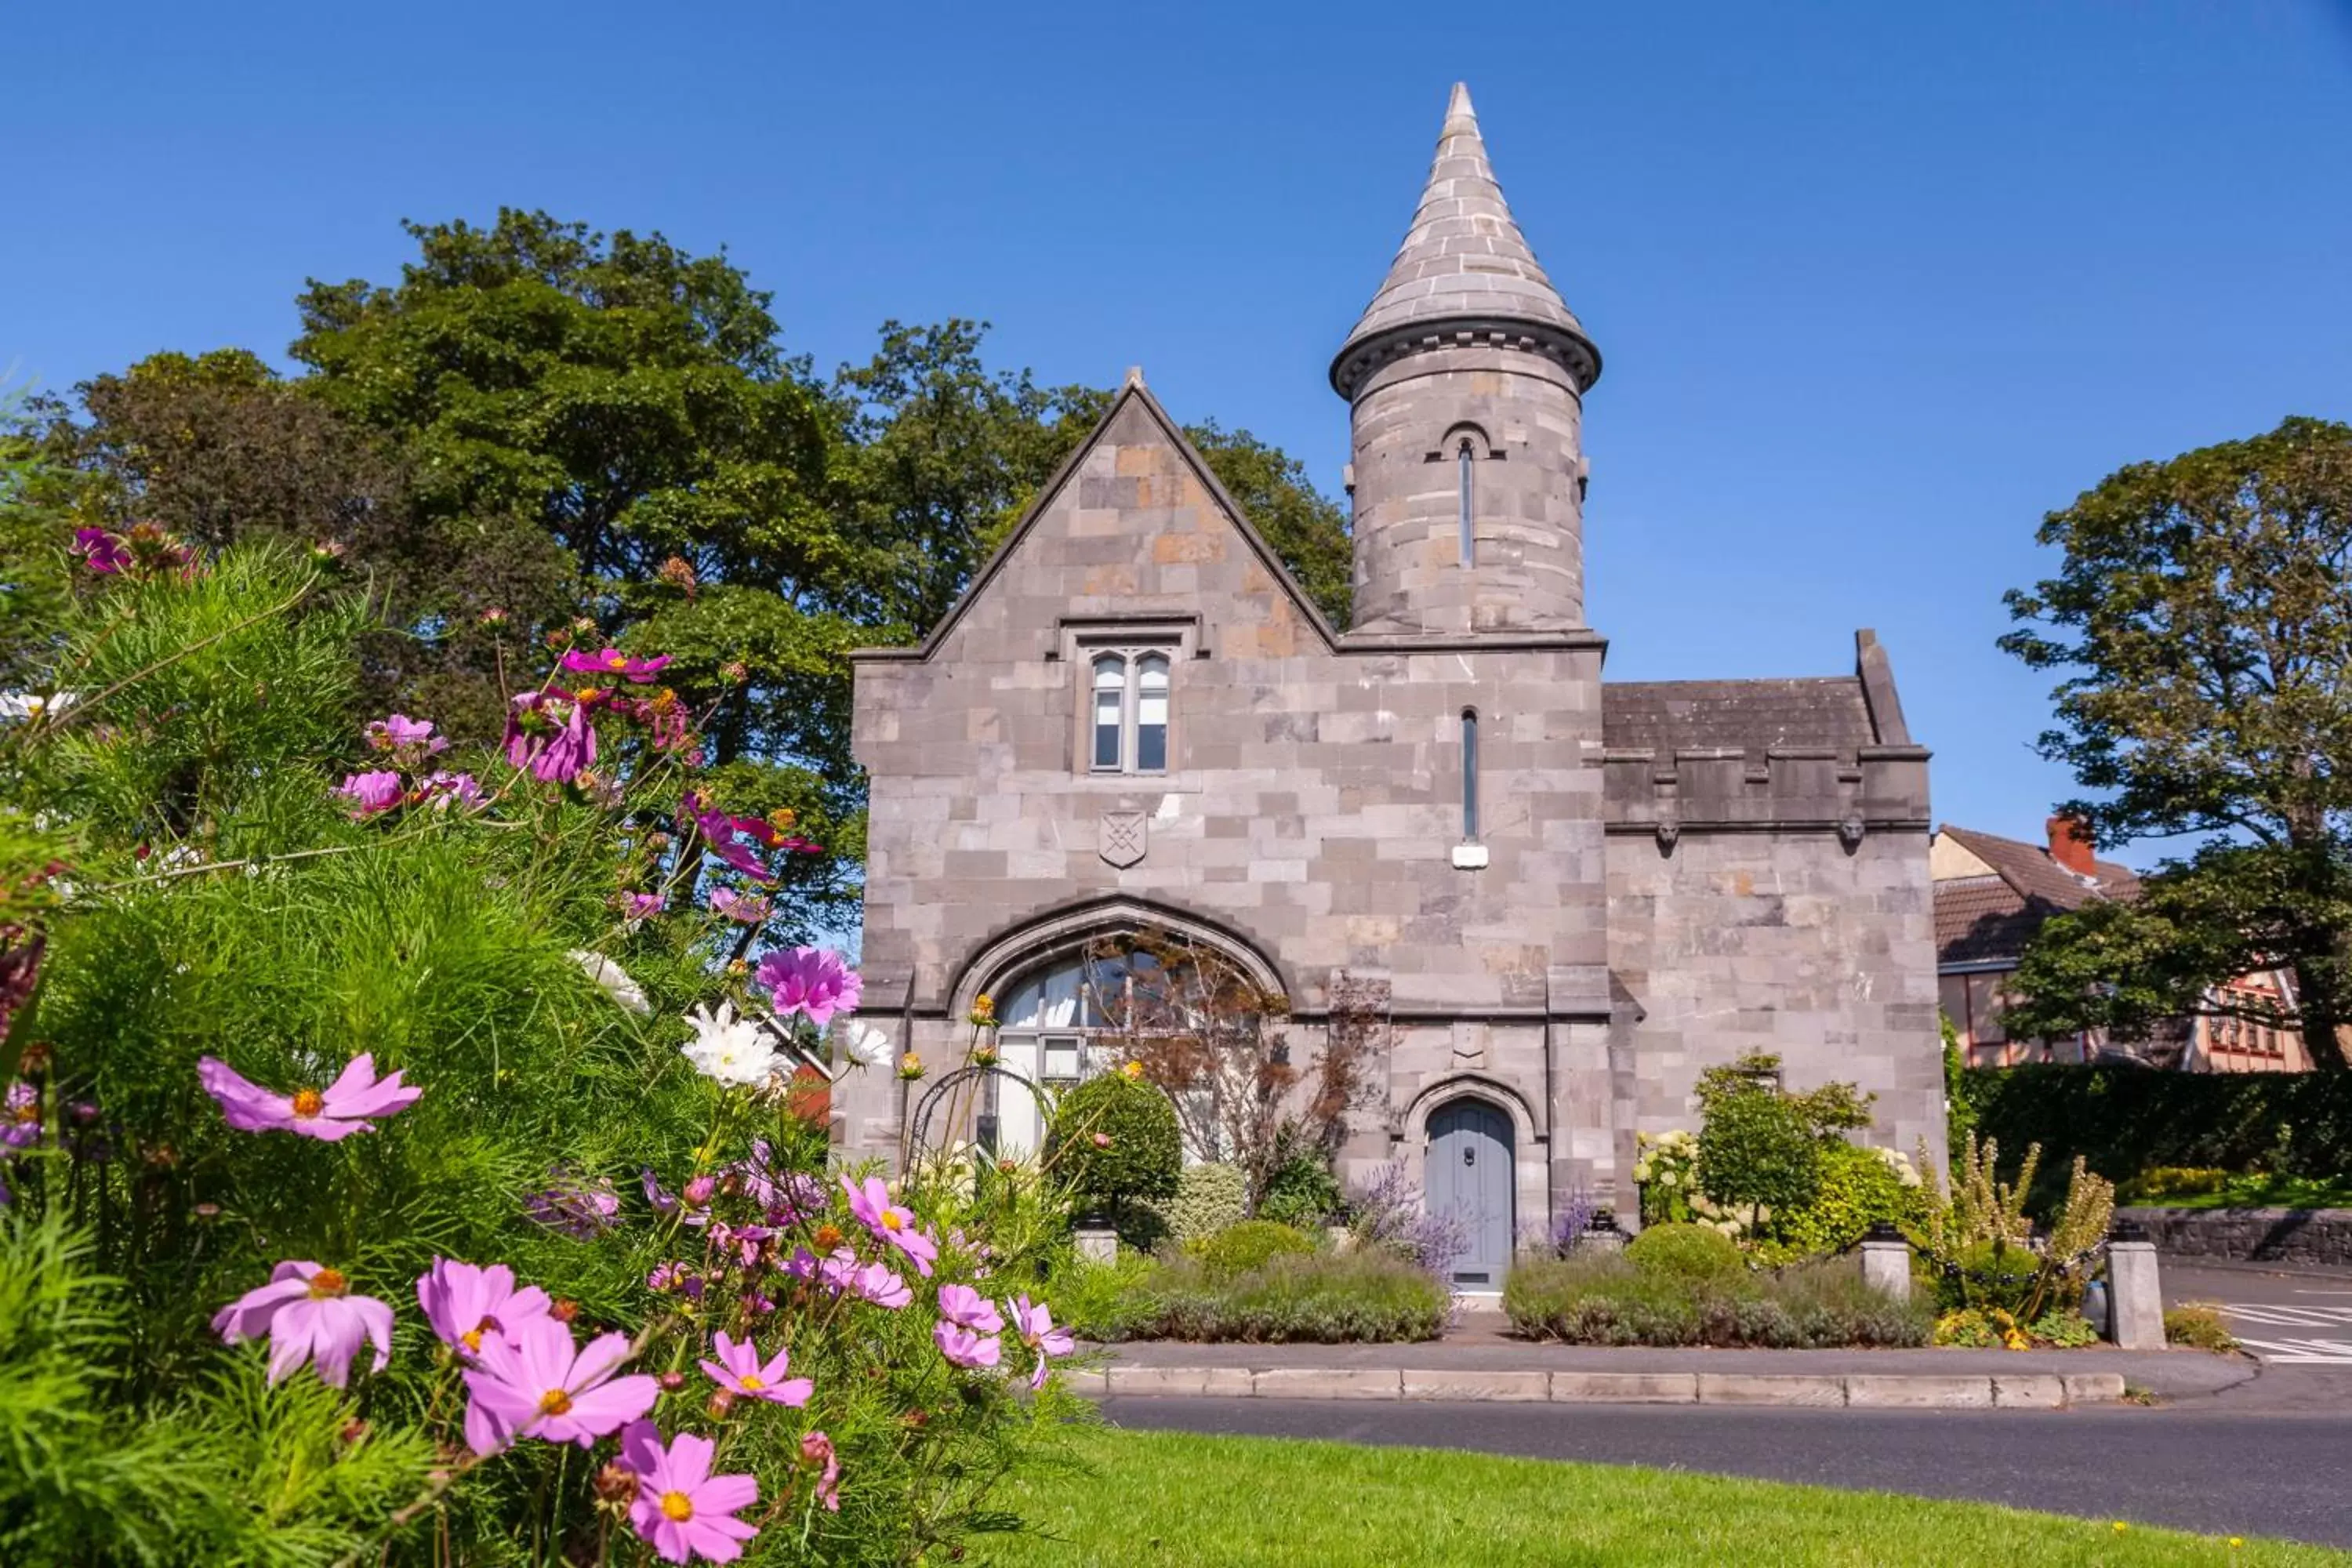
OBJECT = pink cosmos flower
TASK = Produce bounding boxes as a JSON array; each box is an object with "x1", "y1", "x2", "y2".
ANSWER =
[
  {"x1": 561, "y1": 647, "x2": 673, "y2": 684},
  {"x1": 74, "y1": 527, "x2": 129, "y2": 574},
  {"x1": 336, "y1": 769, "x2": 405, "y2": 818},
  {"x1": 682, "y1": 792, "x2": 771, "y2": 879},
  {"x1": 799, "y1": 1431, "x2": 841, "y2": 1512},
  {"x1": 621, "y1": 891, "x2": 663, "y2": 922},
  {"x1": 416, "y1": 1258, "x2": 551, "y2": 1359},
  {"x1": 504, "y1": 690, "x2": 597, "y2": 784},
  {"x1": 937, "y1": 1283, "x2": 1004, "y2": 1335},
  {"x1": 934, "y1": 1320, "x2": 1001, "y2": 1370},
  {"x1": 1007, "y1": 1294, "x2": 1077, "y2": 1390},
  {"x1": 851, "y1": 1258, "x2": 913, "y2": 1309},
  {"x1": 841, "y1": 1174, "x2": 937, "y2": 1276},
  {"x1": 463, "y1": 1314, "x2": 659, "y2": 1455},
  {"x1": 619, "y1": 1421, "x2": 760, "y2": 1564},
  {"x1": 423, "y1": 770, "x2": 484, "y2": 809},
  {"x1": 198, "y1": 1053, "x2": 423, "y2": 1141},
  {"x1": 365, "y1": 713, "x2": 448, "y2": 757},
  {"x1": 697, "y1": 1330, "x2": 812, "y2": 1406},
  {"x1": 707, "y1": 886, "x2": 771, "y2": 924},
  {"x1": 757, "y1": 948, "x2": 862, "y2": 1029},
  {"x1": 524, "y1": 1170, "x2": 621, "y2": 1238},
  {"x1": 212, "y1": 1261, "x2": 394, "y2": 1388}
]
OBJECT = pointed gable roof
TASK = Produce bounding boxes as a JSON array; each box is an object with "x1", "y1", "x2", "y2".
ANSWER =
[
  {"x1": 1331, "y1": 82, "x2": 1599, "y2": 397},
  {"x1": 850, "y1": 378, "x2": 1341, "y2": 663}
]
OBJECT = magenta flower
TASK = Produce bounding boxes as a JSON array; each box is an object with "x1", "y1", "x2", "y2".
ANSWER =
[
  {"x1": 423, "y1": 770, "x2": 484, "y2": 809},
  {"x1": 503, "y1": 690, "x2": 597, "y2": 784},
  {"x1": 934, "y1": 1320, "x2": 1001, "y2": 1370},
  {"x1": 1008, "y1": 1294, "x2": 1077, "y2": 1389},
  {"x1": 841, "y1": 1174, "x2": 938, "y2": 1276},
  {"x1": 74, "y1": 527, "x2": 129, "y2": 574},
  {"x1": 757, "y1": 947, "x2": 862, "y2": 1029},
  {"x1": 463, "y1": 1314, "x2": 659, "y2": 1455},
  {"x1": 3, "y1": 1081, "x2": 38, "y2": 1149},
  {"x1": 697, "y1": 1330, "x2": 812, "y2": 1406},
  {"x1": 336, "y1": 769, "x2": 405, "y2": 818},
  {"x1": 852, "y1": 1258, "x2": 913, "y2": 1309},
  {"x1": 416, "y1": 1258, "x2": 551, "y2": 1359},
  {"x1": 212, "y1": 1261, "x2": 394, "y2": 1388},
  {"x1": 364, "y1": 713, "x2": 448, "y2": 758},
  {"x1": 684, "y1": 793, "x2": 771, "y2": 879},
  {"x1": 707, "y1": 886, "x2": 771, "y2": 924},
  {"x1": 198, "y1": 1053, "x2": 422, "y2": 1142},
  {"x1": 619, "y1": 1421, "x2": 760, "y2": 1564},
  {"x1": 524, "y1": 1169, "x2": 621, "y2": 1238},
  {"x1": 621, "y1": 891, "x2": 663, "y2": 922},
  {"x1": 937, "y1": 1283, "x2": 1004, "y2": 1335},
  {"x1": 561, "y1": 647, "x2": 673, "y2": 684},
  {"x1": 799, "y1": 1431, "x2": 842, "y2": 1512}
]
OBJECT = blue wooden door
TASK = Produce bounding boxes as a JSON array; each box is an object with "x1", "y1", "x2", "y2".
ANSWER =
[{"x1": 1429, "y1": 1099, "x2": 1513, "y2": 1288}]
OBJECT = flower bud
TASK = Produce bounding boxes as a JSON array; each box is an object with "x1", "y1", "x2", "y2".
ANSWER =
[
  {"x1": 339, "y1": 1418, "x2": 368, "y2": 1444},
  {"x1": 593, "y1": 1461, "x2": 639, "y2": 1504},
  {"x1": 683, "y1": 1175, "x2": 716, "y2": 1206},
  {"x1": 551, "y1": 1299, "x2": 579, "y2": 1324},
  {"x1": 658, "y1": 1370, "x2": 686, "y2": 1392},
  {"x1": 706, "y1": 1388, "x2": 735, "y2": 1419}
]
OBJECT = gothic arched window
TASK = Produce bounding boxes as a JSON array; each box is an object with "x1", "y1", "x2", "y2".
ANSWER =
[
  {"x1": 1457, "y1": 438, "x2": 1476, "y2": 567},
  {"x1": 1461, "y1": 708, "x2": 1480, "y2": 841},
  {"x1": 1087, "y1": 648, "x2": 1174, "y2": 775}
]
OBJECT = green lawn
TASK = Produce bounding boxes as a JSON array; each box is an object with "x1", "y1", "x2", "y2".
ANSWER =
[
  {"x1": 2132, "y1": 1175, "x2": 2352, "y2": 1211},
  {"x1": 972, "y1": 1428, "x2": 2345, "y2": 1567}
]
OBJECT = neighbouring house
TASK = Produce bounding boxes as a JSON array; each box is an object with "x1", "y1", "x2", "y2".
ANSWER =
[
  {"x1": 838, "y1": 83, "x2": 1946, "y2": 1287},
  {"x1": 1932, "y1": 819, "x2": 2313, "y2": 1073}
]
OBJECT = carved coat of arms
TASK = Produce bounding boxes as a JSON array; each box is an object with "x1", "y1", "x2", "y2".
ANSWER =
[{"x1": 1098, "y1": 810, "x2": 1146, "y2": 869}]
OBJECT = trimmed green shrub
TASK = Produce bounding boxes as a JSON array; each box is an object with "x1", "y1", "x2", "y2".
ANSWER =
[
  {"x1": 1504, "y1": 1254, "x2": 1930, "y2": 1348},
  {"x1": 1257, "y1": 1148, "x2": 1342, "y2": 1229},
  {"x1": 1156, "y1": 1161, "x2": 1248, "y2": 1243},
  {"x1": 1938, "y1": 1240, "x2": 2047, "y2": 1315},
  {"x1": 2118, "y1": 1166, "x2": 2231, "y2": 1202},
  {"x1": 1626, "y1": 1221, "x2": 1746, "y2": 1283},
  {"x1": 1768, "y1": 1142, "x2": 1927, "y2": 1260},
  {"x1": 1194, "y1": 1219, "x2": 1318, "y2": 1278},
  {"x1": 1958, "y1": 1065, "x2": 2352, "y2": 1205},
  {"x1": 1050, "y1": 1073, "x2": 1181, "y2": 1215},
  {"x1": 2165, "y1": 1304, "x2": 2239, "y2": 1352},
  {"x1": 1123, "y1": 1252, "x2": 1447, "y2": 1344}
]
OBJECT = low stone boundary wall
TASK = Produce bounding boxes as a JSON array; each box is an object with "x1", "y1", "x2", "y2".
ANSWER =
[
  {"x1": 1071, "y1": 1367, "x2": 2127, "y2": 1408},
  {"x1": 2120, "y1": 1206, "x2": 2352, "y2": 1269}
]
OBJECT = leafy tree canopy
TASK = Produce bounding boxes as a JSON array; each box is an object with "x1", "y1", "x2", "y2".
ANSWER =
[{"x1": 1999, "y1": 416, "x2": 2352, "y2": 1067}]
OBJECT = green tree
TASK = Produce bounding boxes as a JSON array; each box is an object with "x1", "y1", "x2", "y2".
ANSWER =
[{"x1": 1999, "y1": 416, "x2": 2352, "y2": 1069}]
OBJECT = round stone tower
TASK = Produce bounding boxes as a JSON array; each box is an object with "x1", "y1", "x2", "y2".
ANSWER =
[{"x1": 1331, "y1": 83, "x2": 1602, "y2": 635}]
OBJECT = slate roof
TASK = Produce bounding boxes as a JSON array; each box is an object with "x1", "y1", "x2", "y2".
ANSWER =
[
  {"x1": 1601, "y1": 677, "x2": 1878, "y2": 758},
  {"x1": 1933, "y1": 824, "x2": 2137, "y2": 968},
  {"x1": 1333, "y1": 84, "x2": 1596, "y2": 384}
]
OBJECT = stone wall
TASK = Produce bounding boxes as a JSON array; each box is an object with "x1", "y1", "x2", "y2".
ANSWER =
[
  {"x1": 2121, "y1": 1207, "x2": 2352, "y2": 1269},
  {"x1": 1602, "y1": 826, "x2": 1947, "y2": 1179}
]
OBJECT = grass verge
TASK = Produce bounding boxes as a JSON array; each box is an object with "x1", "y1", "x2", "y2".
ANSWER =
[{"x1": 972, "y1": 1428, "x2": 2343, "y2": 1566}]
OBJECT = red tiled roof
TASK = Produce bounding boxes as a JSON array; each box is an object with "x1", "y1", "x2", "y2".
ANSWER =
[{"x1": 1933, "y1": 824, "x2": 2136, "y2": 968}]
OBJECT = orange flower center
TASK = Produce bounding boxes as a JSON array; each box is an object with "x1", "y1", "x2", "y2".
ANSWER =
[
  {"x1": 605, "y1": 653, "x2": 628, "y2": 669},
  {"x1": 880, "y1": 1210, "x2": 903, "y2": 1232},
  {"x1": 461, "y1": 1324, "x2": 488, "y2": 1352},
  {"x1": 660, "y1": 1490, "x2": 695, "y2": 1523},
  {"x1": 308, "y1": 1269, "x2": 348, "y2": 1298},
  {"x1": 539, "y1": 1389, "x2": 573, "y2": 1417},
  {"x1": 290, "y1": 1088, "x2": 325, "y2": 1118},
  {"x1": 739, "y1": 1373, "x2": 765, "y2": 1392},
  {"x1": 9, "y1": 1104, "x2": 34, "y2": 1124},
  {"x1": 811, "y1": 1223, "x2": 844, "y2": 1251}
]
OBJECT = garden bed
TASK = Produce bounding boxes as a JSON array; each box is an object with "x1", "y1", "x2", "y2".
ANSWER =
[
  {"x1": 1502, "y1": 1252, "x2": 1932, "y2": 1349},
  {"x1": 1056, "y1": 1250, "x2": 1449, "y2": 1345}
]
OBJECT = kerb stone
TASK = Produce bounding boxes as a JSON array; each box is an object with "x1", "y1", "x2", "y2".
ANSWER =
[
  {"x1": 1844, "y1": 1375, "x2": 1990, "y2": 1410},
  {"x1": 1991, "y1": 1375, "x2": 2066, "y2": 1410},
  {"x1": 1697, "y1": 1374, "x2": 1846, "y2": 1407},
  {"x1": 1251, "y1": 1368, "x2": 1403, "y2": 1400},
  {"x1": 1549, "y1": 1371, "x2": 1698, "y2": 1404},
  {"x1": 2063, "y1": 1373, "x2": 2127, "y2": 1405},
  {"x1": 1108, "y1": 1366, "x2": 1254, "y2": 1398},
  {"x1": 1403, "y1": 1370, "x2": 1551, "y2": 1402}
]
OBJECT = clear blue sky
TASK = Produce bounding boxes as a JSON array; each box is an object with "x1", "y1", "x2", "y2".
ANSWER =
[{"x1": 11, "y1": 2, "x2": 2352, "y2": 865}]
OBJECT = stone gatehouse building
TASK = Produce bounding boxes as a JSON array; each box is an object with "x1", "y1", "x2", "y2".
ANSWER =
[{"x1": 840, "y1": 84, "x2": 1942, "y2": 1283}]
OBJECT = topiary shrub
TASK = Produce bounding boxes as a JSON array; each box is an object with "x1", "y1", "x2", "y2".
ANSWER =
[
  {"x1": 1625, "y1": 1221, "x2": 1746, "y2": 1283},
  {"x1": 1193, "y1": 1219, "x2": 1319, "y2": 1279},
  {"x1": 1938, "y1": 1240, "x2": 2045, "y2": 1315},
  {"x1": 1156, "y1": 1161, "x2": 1248, "y2": 1243},
  {"x1": 1049, "y1": 1072, "x2": 1181, "y2": 1221}
]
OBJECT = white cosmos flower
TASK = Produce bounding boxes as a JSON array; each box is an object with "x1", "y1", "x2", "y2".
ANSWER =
[
  {"x1": 681, "y1": 1000, "x2": 781, "y2": 1087},
  {"x1": 569, "y1": 950, "x2": 650, "y2": 1016},
  {"x1": 837, "y1": 1018, "x2": 895, "y2": 1069},
  {"x1": 0, "y1": 690, "x2": 77, "y2": 722}
]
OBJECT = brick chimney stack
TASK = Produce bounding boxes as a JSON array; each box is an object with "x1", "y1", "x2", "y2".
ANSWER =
[{"x1": 2046, "y1": 813, "x2": 2097, "y2": 877}]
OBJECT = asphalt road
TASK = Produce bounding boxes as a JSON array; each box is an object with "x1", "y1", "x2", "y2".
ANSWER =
[{"x1": 1098, "y1": 1396, "x2": 2352, "y2": 1550}]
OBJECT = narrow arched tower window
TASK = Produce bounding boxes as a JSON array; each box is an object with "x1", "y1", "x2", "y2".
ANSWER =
[
  {"x1": 1135, "y1": 653, "x2": 1170, "y2": 771},
  {"x1": 1457, "y1": 438, "x2": 1476, "y2": 567},
  {"x1": 1461, "y1": 709, "x2": 1480, "y2": 841},
  {"x1": 1091, "y1": 655, "x2": 1125, "y2": 770}
]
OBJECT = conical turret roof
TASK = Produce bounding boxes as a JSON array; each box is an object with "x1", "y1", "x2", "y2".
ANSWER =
[{"x1": 1331, "y1": 83, "x2": 1599, "y2": 397}]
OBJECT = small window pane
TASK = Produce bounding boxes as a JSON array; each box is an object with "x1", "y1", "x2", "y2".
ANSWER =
[
  {"x1": 1042, "y1": 1036, "x2": 1082, "y2": 1081},
  {"x1": 1092, "y1": 655, "x2": 1124, "y2": 769},
  {"x1": 1458, "y1": 441, "x2": 1475, "y2": 567},
  {"x1": 1461, "y1": 710, "x2": 1479, "y2": 840},
  {"x1": 1135, "y1": 655, "x2": 1169, "y2": 771}
]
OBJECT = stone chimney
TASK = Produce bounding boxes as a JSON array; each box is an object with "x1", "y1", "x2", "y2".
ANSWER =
[{"x1": 2045, "y1": 813, "x2": 2096, "y2": 877}]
